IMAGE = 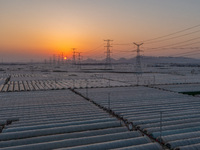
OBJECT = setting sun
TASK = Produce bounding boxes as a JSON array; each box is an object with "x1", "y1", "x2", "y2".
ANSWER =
[{"x1": 1, "y1": 0, "x2": 200, "y2": 62}]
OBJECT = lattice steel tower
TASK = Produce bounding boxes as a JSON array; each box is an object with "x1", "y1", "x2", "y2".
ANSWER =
[
  {"x1": 72, "y1": 48, "x2": 76, "y2": 65},
  {"x1": 61, "y1": 52, "x2": 64, "y2": 64},
  {"x1": 77, "y1": 52, "x2": 82, "y2": 69},
  {"x1": 53, "y1": 54, "x2": 56, "y2": 65},
  {"x1": 104, "y1": 39, "x2": 113, "y2": 69},
  {"x1": 133, "y1": 42, "x2": 143, "y2": 74}
]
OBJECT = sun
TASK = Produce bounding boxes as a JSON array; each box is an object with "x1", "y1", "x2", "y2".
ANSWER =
[{"x1": 64, "y1": 57, "x2": 67, "y2": 60}]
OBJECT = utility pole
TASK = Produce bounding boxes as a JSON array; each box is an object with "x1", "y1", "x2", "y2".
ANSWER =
[
  {"x1": 72, "y1": 48, "x2": 76, "y2": 65},
  {"x1": 104, "y1": 39, "x2": 113, "y2": 69},
  {"x1": 133, "y1": 42, "x2": 143, "y2": 74}
]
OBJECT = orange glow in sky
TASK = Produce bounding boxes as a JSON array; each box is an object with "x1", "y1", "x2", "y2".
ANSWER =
[{"x1": 0, "y1": 0, "x2": 200, "y2": 62}]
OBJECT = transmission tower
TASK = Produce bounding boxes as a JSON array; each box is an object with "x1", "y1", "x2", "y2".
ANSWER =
[
  {"x1": 61, "y1": 52, "x2": 64, "y2": 64},
  {"x1": 57, "y1": 54, "x2": 60, "y2": 65},
  {"x1": 72, "y1": 48, "x2": 76, "y2": 65},
  {"x1": 49, "y1": 57, "x2": 52, "y2": 65},
  {"x1": 44, "y1": 59, "x2": 47, "y2": 64},
  {"x1": 76, "y1": 52, "x2": 82, "y2": 69},
  {"x1": 53, "y1": 54, "x2": 56, "y2": 65},
  {"x1": 104, "y1": 39, "x2": 113, "y2": 69},
  {"x1": 133, "y1": 42, "x2": 143, "y2": 74}
]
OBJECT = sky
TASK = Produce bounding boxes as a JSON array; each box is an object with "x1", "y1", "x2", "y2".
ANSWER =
[{"x1": 0, "y1": 0, "x2": 200, "y2": 62}]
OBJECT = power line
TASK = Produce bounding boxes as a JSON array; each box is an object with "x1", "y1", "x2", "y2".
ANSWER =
[
  {"x1": 144, "y1": 47, "x2": 200, "y2": 53},
  {"x1": 169, "y1": 49, "x2": 200, "y2": 57},
  {"x1": 144, "y1": 41, "x2": 200, "y2": 52},
  {"x1": 141, "y1": 23, "x2": 200, "y2": 43},
  {"x1": 180, "y1": 52, "x2": 200, "y2": 57},
  {"x1": 163, "y1": 47, "x2": 200, "y2": 50},
  {"x1": 147, "y1": 36, "x2": 200, "y2": 52},
  {"x1": 112, "y1": 53, "x2": 135, "y2": 59},
  {"x1": 167, "y1": 41, "x2": 200, "y2": 49},
  {"x1": 112, "y1": 43, "x2": 131, "y2": 45},
  {"x1": 111, "y1": 47, "x2": 134, "y2": 52},
  {"x1": 84, "y1": 43, "x2": 104, "y2": 53},
  {"x1": 169, "y1": 52, "x2": 200, "y2": 58},
  {"x1": 145, "y1": 29, "x2": 200, "y2": 44},
  {"x1": 84, "y1": 53, "x2": 104, "y2": 60}
]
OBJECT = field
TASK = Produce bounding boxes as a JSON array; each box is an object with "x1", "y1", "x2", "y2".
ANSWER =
[{"x1": 1, "y1": 63, "x2": 200, "y2": 150}]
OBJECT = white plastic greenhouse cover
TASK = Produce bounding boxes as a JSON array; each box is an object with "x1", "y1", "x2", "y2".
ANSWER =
[
  {"x1": 175, "y1": 143, "x2": 200, "y2": 150},
  {"x1": 3, "y1": 118, "x2": 117, "y2": 133},
  {"x1": 112, "y1": 142, "x2": 162, "y2": 150},
  {"x1": 0, "y1": 132, "x2": 143, "y2": 150},
  {"x1": 166, "y1": 137, "x2": 200, "y2": 149},
  {"x1": 0, "y1": 127, "x2": 128, "y2": 148},
  {"x1": 152, "y1": 126, "x2": 200, "y2": 139},
  {"x1": 0, "y1": 121, "x2": 121, "y2": 141},
  {"x1": 54, "y1": 136, "x2": 151, "y2": 150},
  {"x1": 158, "y1": 131, "x2": 200, "y2": 143}
]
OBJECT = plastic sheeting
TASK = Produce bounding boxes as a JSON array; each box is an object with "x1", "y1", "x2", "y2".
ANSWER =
[
  {"x1": 166, "y1": 137, "x2": 200, "y2": 149},
  {"x1": 0, "y1": 132, "x2": 143, "y2": 150},
  {"x1": 55, "y1": 137, "x2": 151, "y2": 150},
  {"x1": 0, "y1": 127, "x2": 128, "y2": 148}
]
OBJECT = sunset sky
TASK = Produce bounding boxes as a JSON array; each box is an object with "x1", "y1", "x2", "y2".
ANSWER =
[{"x1": 1, "y1": 0, "x2": 200, "y2": 62}]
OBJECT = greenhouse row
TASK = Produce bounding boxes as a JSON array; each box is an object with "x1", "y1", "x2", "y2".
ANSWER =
[
  {"x1": 154, "y1": 83, "x2": 200, "y2": 93},
  {"x1": 0, "y1": 78, "x2": 129, "y2": 92},
  {"x1": 77, "y1": 86, "x2": 200, "y2": 150},
  {"x1": 0, "y1": 89, "x2": 161, "y2": 150}
]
